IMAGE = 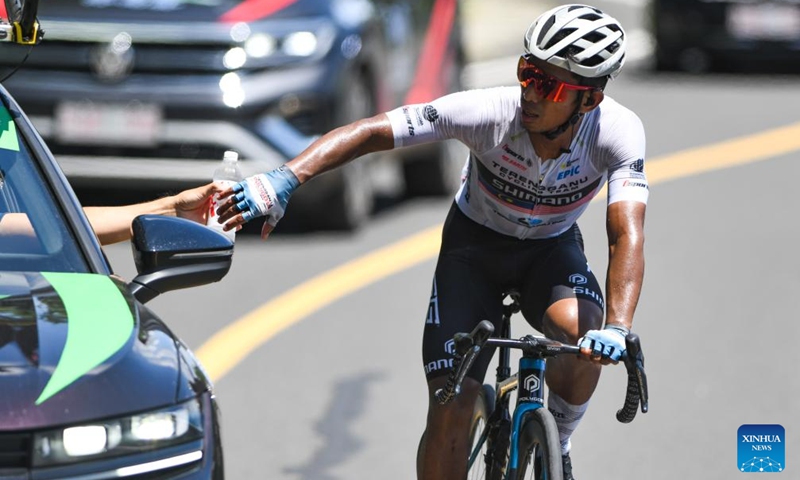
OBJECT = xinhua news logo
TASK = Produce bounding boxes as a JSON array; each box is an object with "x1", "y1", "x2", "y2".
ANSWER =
[{"x1": 738, "y1": 424, "x2": 785, "y2": 473}]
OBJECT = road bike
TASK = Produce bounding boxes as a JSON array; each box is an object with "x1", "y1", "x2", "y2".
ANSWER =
[{"x1": 436, "y1": 291, "x2": 649, "y2": 480}]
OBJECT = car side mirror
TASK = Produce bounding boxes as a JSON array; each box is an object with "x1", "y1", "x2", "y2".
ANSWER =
[{"x1": 129, "y1": 215, "x2": 233, "y2": 304}]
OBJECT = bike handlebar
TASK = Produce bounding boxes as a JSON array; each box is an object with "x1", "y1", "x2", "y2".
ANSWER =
[
  {"x1": 616, "y1": 333, "x2": 649, "y2": 423},
  {"x1": 435, "y1": 320, "x2": 649, "y2": 424},
  {"x1": 433, "y1": 320, "x2": 494, "y2": 405}
]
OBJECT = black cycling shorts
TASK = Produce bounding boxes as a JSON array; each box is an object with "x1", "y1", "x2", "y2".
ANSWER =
[{"x1": 422, "y1": 203, "x2": 604, "y2": 382}]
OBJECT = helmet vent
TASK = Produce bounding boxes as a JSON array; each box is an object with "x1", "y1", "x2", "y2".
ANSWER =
[{"x1": 538, "y1": 15, "x2": 558, "y2": 46}]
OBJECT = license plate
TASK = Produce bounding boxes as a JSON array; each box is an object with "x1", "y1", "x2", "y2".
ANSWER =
[
  {"x1": 55, "y1": 101, "x2": 162, "y2": 146},
  {"x1": 727, "y1": 3, "x2": 800, "y2": 41}
]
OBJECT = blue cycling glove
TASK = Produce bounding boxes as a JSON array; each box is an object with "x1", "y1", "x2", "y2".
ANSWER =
[
  {"x1": 232, "y1": 166, "x2": 300, "y2": 227},
  {"x1": 578, "y1": 324, "x2": 629, "y2": 362}
]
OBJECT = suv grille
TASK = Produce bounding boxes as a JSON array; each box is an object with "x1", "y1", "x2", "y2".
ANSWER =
[{"x1": 0, "y1": 432, "x2": 30, "y2": 468}]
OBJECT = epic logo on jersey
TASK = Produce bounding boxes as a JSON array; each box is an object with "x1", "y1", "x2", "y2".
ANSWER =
[{"x1": 557, "y1": 165, "x2": 581, "y2": 180}]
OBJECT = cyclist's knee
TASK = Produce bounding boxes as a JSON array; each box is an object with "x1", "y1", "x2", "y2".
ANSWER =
[
  {"x1": 426, "y1": 376, "x2": 480, "y2": 421},
  {"x1": 543, "y1": 298, "x2": 602, "y2": 344}
]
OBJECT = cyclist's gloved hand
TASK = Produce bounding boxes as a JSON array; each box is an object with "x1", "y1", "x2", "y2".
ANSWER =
[
  {"x1": 578, "y1": 324, "x2": 629, "y2": 363},
  {"x1": 231, "y1": 166, "x2": 300, "y2": 238}
]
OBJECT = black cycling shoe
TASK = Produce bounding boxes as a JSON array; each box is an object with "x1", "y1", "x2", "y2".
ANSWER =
[{"x1": 533, "y1": 451, "x2": 576, "y2": 480}]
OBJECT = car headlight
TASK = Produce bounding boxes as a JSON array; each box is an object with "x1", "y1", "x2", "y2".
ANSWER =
[
  {"x1": 281, "y1": 31, "x2": 318, "y2": 57},
  {"x1": 225, "y1": 19, "x2": 337, "y2": 71},
  {"x1": 32, "y1": 397, "x2": 203, "y2": 468}
]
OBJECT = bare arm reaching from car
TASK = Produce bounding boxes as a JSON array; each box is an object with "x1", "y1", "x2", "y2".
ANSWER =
[
  {"x1": 85, "y1": 182, "x2": 224, "y2": 245},
  {"x1": 1, "y1": 183, "x2": 223, "y2": 246}
]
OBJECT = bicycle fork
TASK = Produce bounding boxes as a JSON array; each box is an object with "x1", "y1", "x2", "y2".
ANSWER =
[{"x1": 507, "y1": 356, "x2": 547, "y2": 476}]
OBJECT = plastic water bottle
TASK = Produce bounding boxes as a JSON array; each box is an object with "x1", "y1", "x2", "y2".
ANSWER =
[{"x1": 207, "y1": 150, "x2": 243, "y2": 241}]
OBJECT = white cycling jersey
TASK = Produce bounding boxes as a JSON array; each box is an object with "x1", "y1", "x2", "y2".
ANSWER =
[{"x1": 385, "y1": 86, "x2": 649, "y2": 240}]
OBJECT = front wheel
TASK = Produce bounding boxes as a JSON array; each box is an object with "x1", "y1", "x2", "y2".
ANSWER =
[
  {"x1": 417, "y1": 383, "x2": 495, "y2": 480},
  {"x1": 511, "y1": 407, "x2": 562, "y2": 480},
  {"x1": 466, "y1": 384, "x2": 495, "y2": 480}
]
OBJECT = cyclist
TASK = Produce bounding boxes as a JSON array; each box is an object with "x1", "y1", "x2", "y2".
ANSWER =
[
  {"x1": 216, "y1": 4, "x2": 648, "y2": 479},
  {"x1": 0, "y1": 182, "x2": 224, "y2": 245}
]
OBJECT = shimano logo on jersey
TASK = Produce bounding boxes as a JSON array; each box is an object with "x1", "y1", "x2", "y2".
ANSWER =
[
  {"x1": 425, "y1": 358, "x2": 453, "y2": 375},
  {"x1": 630, "y1": 159, "x2": 644, "y2": 172},
  {"x1": 573, "y1": 286, "x2": 604, "y2": 309},
  {"x1": 537, "y1": 192, "x2": 585, "y2": 206},
  {"x1": 492, "y1": 180, "x2": 538, "y2": 206}
]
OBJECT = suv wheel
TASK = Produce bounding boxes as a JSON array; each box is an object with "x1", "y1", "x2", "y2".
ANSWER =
[
  {"x1": 402, "y1": 139, "x2": 466, "y2": 197},
  {"x1": 324, "y1": 73, "x2": 375, "y2": 230}
]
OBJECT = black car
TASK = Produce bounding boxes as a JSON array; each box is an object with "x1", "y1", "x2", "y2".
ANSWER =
[
  {"x1": 0, "y1": 79, "x2": 232, "y2": 476},
  {"x1": 0, "y1": 0, "x2": 466, "y2": 230},
  {"x1": 650, "y1": 0, "x2": 800, "y2": 73}
]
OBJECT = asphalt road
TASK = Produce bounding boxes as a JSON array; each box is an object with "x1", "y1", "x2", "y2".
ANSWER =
[{"x1": 103, "y1": 1, "x2": 800, "y2": 478}]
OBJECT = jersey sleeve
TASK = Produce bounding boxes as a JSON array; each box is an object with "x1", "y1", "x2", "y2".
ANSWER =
[
  {"x1": 601, "y1": 106, "x2": 649, "y2": 205},
  {"x1": 384, "y1": 88, "x2": 516, "y2": 154}
]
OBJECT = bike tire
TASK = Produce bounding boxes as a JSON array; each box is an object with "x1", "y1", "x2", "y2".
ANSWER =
[
  {"x1": 512, "y1": 407, "x2": 562, "y2": 480},
  {"x1": 466, "y1": 384, "x2": 495, "y2": 480}
]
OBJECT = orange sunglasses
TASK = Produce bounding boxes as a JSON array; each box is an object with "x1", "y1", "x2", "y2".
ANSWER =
[{"x1": 517, "y1": 55, "x2": 594, "y2": 102}]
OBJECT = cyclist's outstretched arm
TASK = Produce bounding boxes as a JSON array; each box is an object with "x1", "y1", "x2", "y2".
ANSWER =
[
  {"x1": 85, "y1": 182, "x2": 223, "y2": 245},
  {"x1": 287, "y1": 114, "x2": 395, "y2": 184},
  {"x1": 215, "y1": 114, "x2": 395, "y2": 236}
]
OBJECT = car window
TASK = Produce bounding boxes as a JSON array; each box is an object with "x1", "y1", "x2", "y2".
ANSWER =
[{"x1": 0, "y1": 105, "x2": 89, "y2": 273}]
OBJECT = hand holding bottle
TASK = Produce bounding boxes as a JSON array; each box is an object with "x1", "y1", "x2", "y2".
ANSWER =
[
  {"x1": 216, "y1": 166, "x2": 300, "y2": 240},
  {"x1": 207, "y1": 150, "x2": 243, "y2": 241}
]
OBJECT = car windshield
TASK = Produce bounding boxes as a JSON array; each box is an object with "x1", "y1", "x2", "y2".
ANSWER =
[{"x1": 0, "y1": 103, "x2": 89, "y2": 273}]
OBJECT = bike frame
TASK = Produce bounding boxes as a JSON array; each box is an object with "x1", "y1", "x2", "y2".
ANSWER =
[{"x1": 467, "y1": 301, "x2": 554, "y2": 476}]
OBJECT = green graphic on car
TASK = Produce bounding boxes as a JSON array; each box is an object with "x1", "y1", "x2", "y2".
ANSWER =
[
  {"x1": 0, "y1": 105, "x2": 20, "y2": 152},
  {"x1": 36, "y1": 273, "x2": 134, "y2": 405}
]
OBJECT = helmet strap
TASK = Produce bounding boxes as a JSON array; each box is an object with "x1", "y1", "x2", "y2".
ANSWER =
[{"x1": 544, "y1": 99, "x2": 585, "y2": 153}]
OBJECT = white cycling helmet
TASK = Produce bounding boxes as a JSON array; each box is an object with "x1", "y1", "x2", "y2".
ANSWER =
[{"x1": 524, "y1": 4, "x2": 626, "y2": 79}]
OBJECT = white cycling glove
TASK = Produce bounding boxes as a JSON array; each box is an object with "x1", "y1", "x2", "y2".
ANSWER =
[{"x1": 578, "y1": 324, "x2": 629, "y2": 362}]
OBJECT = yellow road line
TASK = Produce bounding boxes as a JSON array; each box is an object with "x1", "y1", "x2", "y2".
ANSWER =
[
  {"x1": 646, "y1": 121, "x2": 800, "y2": 184},
  {"x1": 197, "y1": 226, "x2": 443, "y2": 381},
  {"x1": 196, "y1": 121, "x2": 800, "y2": 381}
]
